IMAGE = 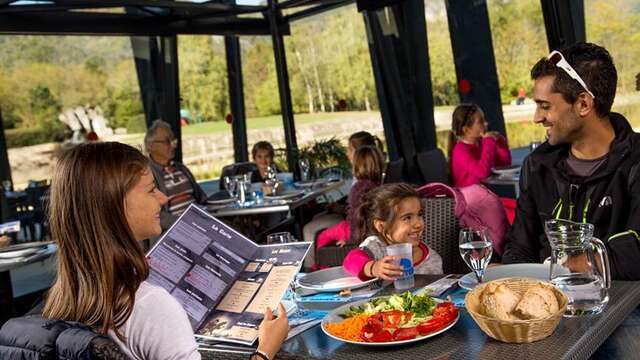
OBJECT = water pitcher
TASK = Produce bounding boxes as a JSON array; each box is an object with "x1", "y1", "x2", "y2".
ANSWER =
[{"x1": 545, "y1": 219, "x2": 610, "y2": 316}]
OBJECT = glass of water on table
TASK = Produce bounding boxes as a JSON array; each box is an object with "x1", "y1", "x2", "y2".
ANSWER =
[{"x1": 459, "y1": 227, "x2": 493, "y2": 284}]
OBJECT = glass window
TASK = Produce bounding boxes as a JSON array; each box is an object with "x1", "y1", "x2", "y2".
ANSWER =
[
  {"x1": 284, "y1": 4, "x2": 384, "y2": 172},
  {"x1": 585, "y1": 0, "x2": 640, "y2": 129},
  {"x1": 0, "y1": 35, "x2": 144, "y2": 189},
  {"x1": 487, "y1": 0, "x2": 548, "y2": 148},
  {"x1": 177, "y1": 35, "x2": 230, "y2": 181}
]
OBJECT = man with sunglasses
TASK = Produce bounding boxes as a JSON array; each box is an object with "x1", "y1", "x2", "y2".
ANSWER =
[
  {"x1": 502, "y1": 42, "x2": 640, "y2": 280},
  {"x1": 145, "y1": 119, "x2": 207, "y2": 236}
]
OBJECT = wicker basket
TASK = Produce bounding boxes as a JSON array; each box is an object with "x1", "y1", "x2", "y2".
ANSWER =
[{"x1": 465, "y1": 277, "x2": 568, "y2": 343}]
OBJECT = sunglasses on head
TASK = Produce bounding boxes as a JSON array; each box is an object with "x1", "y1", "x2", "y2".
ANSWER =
[{"x1": 547, "y1": 50, "x2": 595, "y2": 99}]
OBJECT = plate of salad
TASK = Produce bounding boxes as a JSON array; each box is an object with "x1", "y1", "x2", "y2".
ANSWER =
[{"x1": 321, "y1": 291, "x2": 459, "y2": 346}]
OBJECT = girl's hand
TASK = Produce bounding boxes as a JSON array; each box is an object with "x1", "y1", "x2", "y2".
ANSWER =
[
  {"x1": 371, "y1": 256, "x2": 403, "y2": 280},
  {"x1": 257, "y1": 303, "x2": 289, "y2": 360},
  {"x1": 336, "y1": 239, "x2": 347, "y2": 247}
]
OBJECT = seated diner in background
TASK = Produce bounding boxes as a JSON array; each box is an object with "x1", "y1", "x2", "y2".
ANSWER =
[
  {"x1": 0, "y1": 142, "x2": 289, "y2": 360},
  {"x1": 145, "y1": 120, "x2": 207, "y2": 232},
  {"x1": 251, "y1": 141, "x2": 278, "y2": 183},
  {"x1": 502, "y1": 42, "x2": 640, "y2": 280},
  {"x1": 449, "y1": 103, "x2": 512, "y2": 188},
  {"x1": 315, "y1": 145, "x2": 385, "y2": 253}
]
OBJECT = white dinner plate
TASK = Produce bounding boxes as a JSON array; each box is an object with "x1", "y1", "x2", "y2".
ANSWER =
[
  {"x1": 321, "y1": 296, "x2": 459, "y2": 346},
  {"x1": 264, "y1": 190, "x2": 305, "y2": 200},
  {"x1": 458, "y1": 263, "x2": 551, "y2": 290},
  {"x1": 297, "y1": 266, "x2": 378, "y2": 292},
  {"x1": 492, "y1": 165, "x2": 521, "y2": 175},
  {"x1": 207, "y1": 198, "x2": 235, "y2": 205},
  {"x1": 0, "y1": 247, "x2": 42, "y2": 259}
]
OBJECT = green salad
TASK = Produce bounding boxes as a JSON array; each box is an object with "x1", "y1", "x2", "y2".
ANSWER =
[{"x1": 341, "y1": 292, "x2": 437, "y2": 324}]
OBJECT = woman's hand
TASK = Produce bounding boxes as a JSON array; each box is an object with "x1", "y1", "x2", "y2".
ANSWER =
[
  {"x1": 257, "y1": 303, "x2": 289, "y2": 360},
  {"x1": 336, "y1": 239, "x2": 347, "y2": 248},
  {"x1": 371, "y1": 257, "x2": 403, "y2": 280}
]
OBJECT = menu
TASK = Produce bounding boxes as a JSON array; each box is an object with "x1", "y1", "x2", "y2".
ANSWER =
[{"x1": 147, "y1": 204, "x2": 311, "y2": 345}]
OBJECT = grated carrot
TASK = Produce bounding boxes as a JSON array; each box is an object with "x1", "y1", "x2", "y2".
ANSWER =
[{"x1": 325, "y1": 314, "x2": 369, "y2": 342}]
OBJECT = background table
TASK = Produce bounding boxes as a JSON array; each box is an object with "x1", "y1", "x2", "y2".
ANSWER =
[{"x1": 204, "y1": 275, "x2": 640, "y2": 360}]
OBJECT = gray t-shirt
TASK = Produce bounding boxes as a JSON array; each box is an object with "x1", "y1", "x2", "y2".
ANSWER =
[
  {"x1": 566, "y1": 151, "x2": 608, "y2": 178},
  {"x1": 108, "y1": 281, "x2": 200, "y2": 360}
]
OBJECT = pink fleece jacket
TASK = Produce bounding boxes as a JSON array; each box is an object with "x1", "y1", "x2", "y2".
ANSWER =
[
  {"x1": 450, "y1": 136, "x2": 511, "y2": 188},
  {"x1": 343, "y1": 242, "x2": 430, "y2": 280}
]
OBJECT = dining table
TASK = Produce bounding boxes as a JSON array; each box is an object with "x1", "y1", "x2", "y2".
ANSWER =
[
  {"x1": 0, "y1": 242, "x2": 56, "y2": 324},
  {"x1": 202, "y1": 274, "x2": 640, "y2": 360}
]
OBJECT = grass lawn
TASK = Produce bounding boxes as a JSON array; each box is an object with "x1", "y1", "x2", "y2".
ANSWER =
[{"x1": 181, "y1": 111, "x2": 378, "y2": 136}]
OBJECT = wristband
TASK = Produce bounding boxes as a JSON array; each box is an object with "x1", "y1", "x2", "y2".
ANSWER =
[{"x1": 250, "y1": 350, "x2": 270, "y2": 360}]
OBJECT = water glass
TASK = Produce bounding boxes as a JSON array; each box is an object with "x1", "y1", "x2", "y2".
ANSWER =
[
  {"x1": 223, "y1": 176, "x2": 236, "y2": 198},
  {"x1": 298, "y1": 158, "x2": 310, "y2": 182},
  {"x1": 386, "y1": 243, "x2": 415, "y2": 290},
  {"x1": 265, "y1": 165, "x2": 279, "y2": 195},
  {"x1": 267, "y1": 232, "x2": 293, "y2": 244},
  {"x1": 459, "y1": 227, "x2": 493, "y2": 284}
]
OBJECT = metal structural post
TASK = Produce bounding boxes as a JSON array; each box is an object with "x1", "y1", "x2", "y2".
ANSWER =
[
  {"x1": 445, "y1": 0, "x2": 506, "y2": 135},
  {"x1": 540, "y1": 0, "x2": 585, "y2": 51},
  {"x1": 225, "y1": 35, "x2": 249, "y2": 163},
  {"x1": 267, "y1": 0, "x2": 299, "y2": 178}
]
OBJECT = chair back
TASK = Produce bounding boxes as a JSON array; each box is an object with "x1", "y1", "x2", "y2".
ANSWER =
[
  {"x1": 316, "y1": 244, "x2": 358, "y2": 268},
  {"x1": 415, "y1": 148, "x2": 450, "y2": 185},
  {"x1": 383, "y1": 158, "x2": 405, "y2": 184},
  {"x1": 218, "y1": 162, "x2": 258, "y2": 190},
  {"x1": 422, "y1": 197, "x2": 467, "y2": 274}
]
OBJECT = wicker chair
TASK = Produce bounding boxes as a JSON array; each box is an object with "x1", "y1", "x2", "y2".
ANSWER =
[
  {"x1": 422, "y1": 197, "x2": 468, "y2": 275},
  {"x1": 315, "y1": 244, "x2": 358, "y2": 268}
]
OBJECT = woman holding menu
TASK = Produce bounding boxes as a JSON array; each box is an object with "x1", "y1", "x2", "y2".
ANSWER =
[{"x1": 42, "y1": 142, "x2": 288, "y2": 360}]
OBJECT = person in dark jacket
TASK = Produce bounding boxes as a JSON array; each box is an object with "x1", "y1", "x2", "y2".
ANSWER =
[{"x1": 502, "y1": 42, "x2": 640, "y2": 280}]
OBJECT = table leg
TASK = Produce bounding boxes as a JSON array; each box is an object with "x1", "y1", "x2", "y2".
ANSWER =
[{"x1": 0, "y1": 271, "x2": 14, "y2": 325}]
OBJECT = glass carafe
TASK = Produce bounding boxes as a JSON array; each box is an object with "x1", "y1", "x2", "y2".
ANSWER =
[{"x1": 545, "y1": 219, "x2": 610, "y2": 316}]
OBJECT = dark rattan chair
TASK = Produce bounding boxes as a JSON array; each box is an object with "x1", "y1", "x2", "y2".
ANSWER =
[
  {"x1": 316, "y1": 244, "x2": 358, "y2": 268},
  {"x1": 422, "y1": 197, "x2": 467, "y2": 275}
]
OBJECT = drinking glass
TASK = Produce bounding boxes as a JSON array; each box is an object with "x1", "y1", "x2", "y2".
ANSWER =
[
  {"x1": 459, "y1": 227, "x2": 493, "y2": 284},
  {"x1": 298, "y1": 158, "x2": 310, "y2": 182},
  {"x1": 264, "y1": 164, "x2": 279, "y2": 196},
  {"x1": 267, "y1": 232, "x2": 293, "y2": 244},
  {"x1": 223, "y1": 176, "x2": 236, "y2": 198}
]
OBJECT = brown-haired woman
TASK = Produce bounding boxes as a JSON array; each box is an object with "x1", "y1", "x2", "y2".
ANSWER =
[
  {"x1": 315, "y1": 146, "x2": 385, "y2": 253},
  {"x1": 449, "y1": 103, "x2": 511, "y2": 187},
  {"x1": 343, "y1": 183, "x2": 443, "y2": 280},
  {"x1": 43, "y1": 142, "x2": 288, "y2": 360}
]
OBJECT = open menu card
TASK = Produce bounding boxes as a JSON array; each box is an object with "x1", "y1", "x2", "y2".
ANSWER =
[{"x1": 147, "y1": 204, "x2": 312, "y2": 345}]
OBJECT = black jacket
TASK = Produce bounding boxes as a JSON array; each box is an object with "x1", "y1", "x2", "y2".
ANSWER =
[
  {"x1": 0, "y1": 315, "x2": 129, "y2": 359},
  {"x1": 502, "y1": 113, "x2": 640, "y2": 280}
]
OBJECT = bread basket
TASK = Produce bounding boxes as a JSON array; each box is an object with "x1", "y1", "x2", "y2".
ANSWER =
[{"x1": 465, "y1": 277, "x2": 568, "y2": 343}]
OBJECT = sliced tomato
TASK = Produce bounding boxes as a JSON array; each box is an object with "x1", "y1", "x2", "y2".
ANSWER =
[
  {"x1": 417, "y1": 318, "x2": 446, "y2": 334},
  {"x1": 362, "y1": 329, "x2": 394, "y2": 342},
  {"x1": 393, "y1": 327, "x2": 418, "y2": 341},
  {"x1": 381, "y1": 310, "x2": 405, "y2": 328},
  {"x1": 363, "y1": 314, "x2": 384, "y2": 333},
  {"x1": 432, "y1": 302, "x2": 458, "y2": 324}
]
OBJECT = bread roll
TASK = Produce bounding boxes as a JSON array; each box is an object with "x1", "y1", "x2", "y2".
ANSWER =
[
  {"x1": 480, "y1": 283, "x2": 520, "y2": 320},
  {"x1": 513, "y1": 285, "x2": 559, "y2": 319}
]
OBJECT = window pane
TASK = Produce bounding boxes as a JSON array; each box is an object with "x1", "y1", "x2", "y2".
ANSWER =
[{"x1": 0, "y1": 35, "x2": 144, "y2": 189}]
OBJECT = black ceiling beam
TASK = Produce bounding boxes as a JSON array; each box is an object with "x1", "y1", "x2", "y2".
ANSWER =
[
  {"x1": 0, "y1": 12, "x2": 280, "y2": 36},
  {"x1": 0, "y1": 2, "x2": 266, "y2": 15},
  {"x1": 284, "y1": 0, "x2": 352, "y2": 22}
]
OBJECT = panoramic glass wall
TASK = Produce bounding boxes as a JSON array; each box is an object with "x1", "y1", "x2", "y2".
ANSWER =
[
  {"x1": 283, "y1": 3, "x2": 384, "y2": 173},
  {"x1": 486, "y1": 0, "x2": 548, "y2": 148},
  {"x1": 0, "y1": 35, "x2": 144, "y2": 189},
  {"x1": 177, "y1": 35, "x2": 231, "y2": 181},
  {"x1": 585, "y1": 0, "x2": 640, "y2": 130}
]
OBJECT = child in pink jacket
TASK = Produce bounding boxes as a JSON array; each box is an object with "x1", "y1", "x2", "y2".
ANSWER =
[
  {"x1": 315, "y1": 146, "x2": 384, "y2": 249},
  {"x1": 449, "y1": 104, "x2": 511, "y2": 188}
]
